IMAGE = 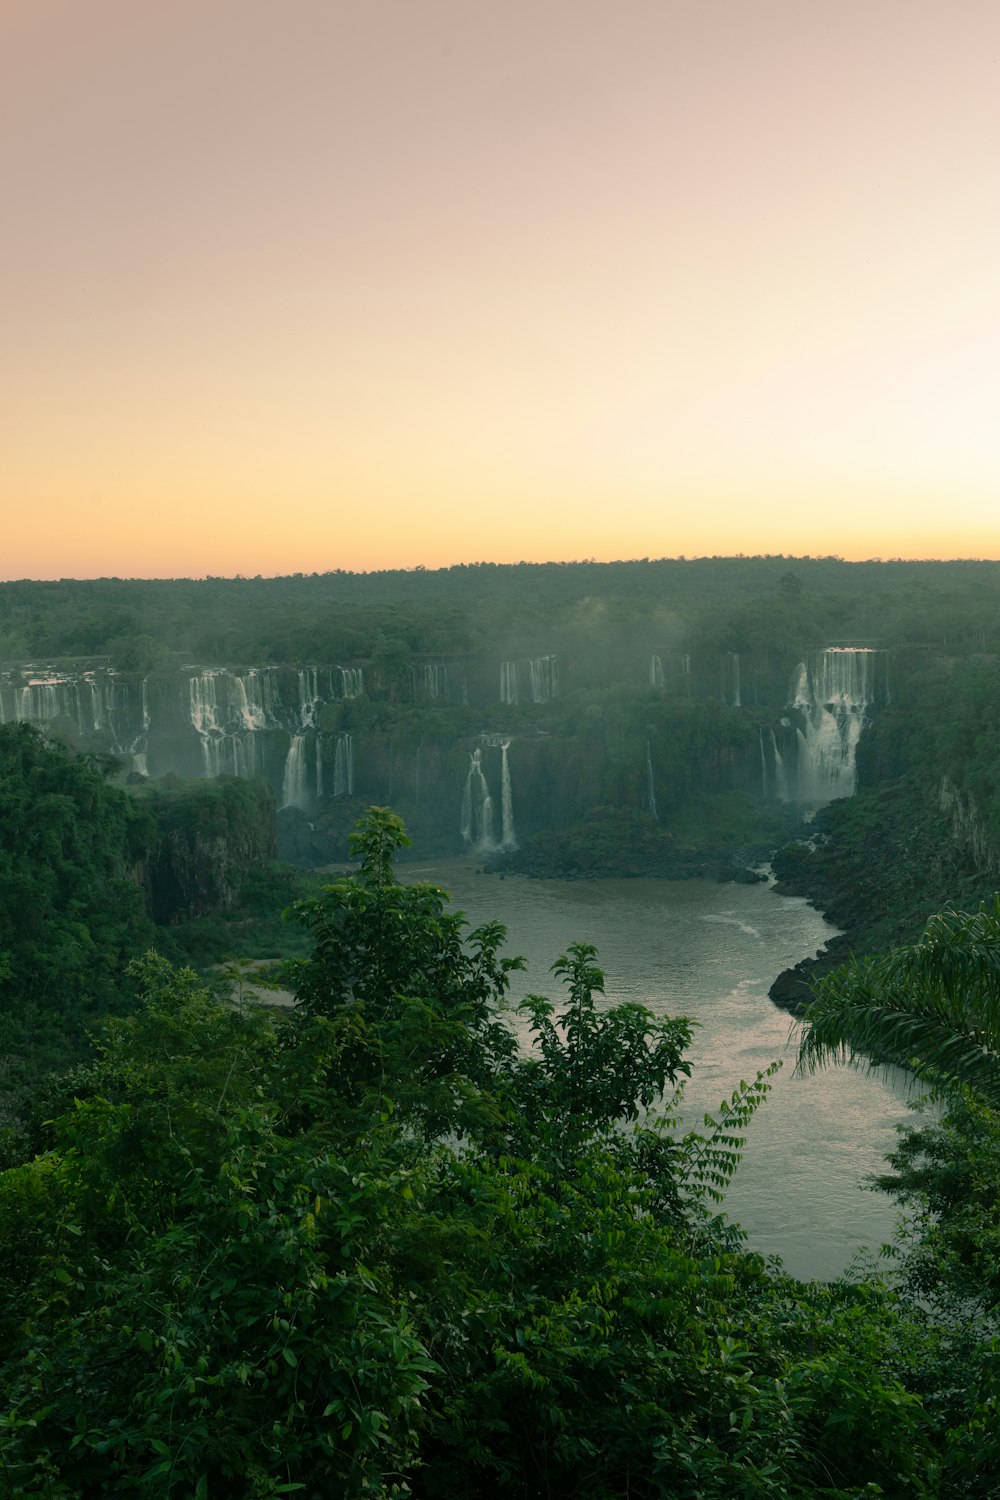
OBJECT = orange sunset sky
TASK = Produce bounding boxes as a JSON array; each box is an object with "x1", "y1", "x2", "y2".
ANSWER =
[{"x1": 3, "y1": 0, "x2": 999, "y2": 579}]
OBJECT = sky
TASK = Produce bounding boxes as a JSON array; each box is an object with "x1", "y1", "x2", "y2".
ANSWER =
[{"x1": 3, "y1": 0, "x2": 999, "y2": 579}]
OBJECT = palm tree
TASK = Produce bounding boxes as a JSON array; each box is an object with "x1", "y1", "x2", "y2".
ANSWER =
[{"x1": 797, "y1": 899, "x2": 1000, "y2": 1107}]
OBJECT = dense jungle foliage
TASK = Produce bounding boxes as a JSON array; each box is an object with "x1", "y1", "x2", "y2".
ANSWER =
[
  {"x1": 2, "y1": 804, "x2": 1000, "y2": 1495},
  {"x1": 0, "y1": 729, "x2": 314, "y2": 1160},
  {"x1": 3, "y1": 555, "x2": 1000, "y2": 669},
  {"x1": 8, "y1": 561, "x2": 1000, "y2": 1490}
]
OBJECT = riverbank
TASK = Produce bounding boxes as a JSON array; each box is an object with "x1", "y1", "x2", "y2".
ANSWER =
[{"x1": 766, "y1": 774, "x2": 1000, "y2": 1012}]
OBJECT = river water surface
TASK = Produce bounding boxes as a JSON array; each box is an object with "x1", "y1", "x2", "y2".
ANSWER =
[{"x1": 402, "y1": 860, "x2": 913, "y2": 1283}]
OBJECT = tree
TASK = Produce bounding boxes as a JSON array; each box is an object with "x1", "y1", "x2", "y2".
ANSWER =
[
  {"x1": 0, "y1": 810, "x2": 947, "y2": 1497},
  {"x1": 0, "y1": 723, "x2": 158, "y2": 1162},
  {"x1": 798, "y1": 900, "x2": 1000, "y2": 1106}
]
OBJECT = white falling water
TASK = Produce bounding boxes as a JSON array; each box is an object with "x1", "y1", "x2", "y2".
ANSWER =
[
  {"x1": 422, "y1": 664, "x2": 448, "y2": 699},
  {"x1": 129, "y1": 678, "x2": 151, "y2": 774},
  {"x1": 334, "y1": 734, "x2": 353, "y2": 796},
  {"x1": 297, "y1": 669, "x2": 321, "y2": 726},
  {"x1": 230, "y1": 670, "x2": 281, "y2": 733},
  {"x1": 245, "y1": 668, "x2": 279, "y2": 729},
  {"x1": 189, "y1": 673, "x2": 222, "y2": 775},
  {"x1": 646, "y1": 739, "x2": 658, "y2": 822},
  {"x1": 230, "y1": 675, "x2": 254, "y2": 730},
  {"x1": 759, "y1": 728, "x2": 768, "y2": 797},
  {"x1": 500, "y1": 662, "x2": 519, "y2": 706},
  {"x1": 315, "y1": 736, "x2": 323, "y2": 799},
  {"x1": 791, "y1": 648, "x2": 876, "y2": 803},
  {"x1": 338, "y1": 668, "x2": 364, "y2": 699},
  {"x1": 281, "y1": 736, "x2": 310, "y2": 808},
  {"x1": 727, "y1": 653, "x2": 741, "y2": 707},
  {"x1": 528, "y1": 655, "x2": 558, "y2": 703},
  {"x1": 649, "y1": 654, "x2": 664, "y2": 688},
  {"x1": 770, "y1": 728, "x2": 788, "y2": 801},
  {"x1": 499, "y1": 741, "x2": 517, "y2": 849},
  {"x1": 15, "y1": 677, "x2": 74, "y2": 725},
  {"x1": 460, "y1": 748, "x2": 495, "y2": 851},
  {"x1": 188, "y1": 671, "x2": 261, "y2": 778}
]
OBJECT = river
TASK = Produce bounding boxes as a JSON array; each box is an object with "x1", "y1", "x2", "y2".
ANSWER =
[{"x1": 401, "y1": 859, "x2": 914, "y2": 1283}]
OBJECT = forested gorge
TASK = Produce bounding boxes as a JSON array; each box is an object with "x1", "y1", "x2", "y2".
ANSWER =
[{"x1": 5, "y1": 559, "x2": 1000, "y2": 1494}]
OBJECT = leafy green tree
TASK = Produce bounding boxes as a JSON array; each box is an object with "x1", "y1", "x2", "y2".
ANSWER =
[
  {"x1": 0, "y1": 724, "x2": 159, "y2": 1159},
  {"x1": 798, "y1": 900, "x2": 1000, "y2": 1106},
  {"x1": 0, "y1": 810, "x2": 955, "y2": 1497}
]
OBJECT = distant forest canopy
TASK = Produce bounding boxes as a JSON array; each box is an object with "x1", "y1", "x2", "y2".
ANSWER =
[{"x1": 2, "y1": 555, "x2": 1000, "y2": 666}]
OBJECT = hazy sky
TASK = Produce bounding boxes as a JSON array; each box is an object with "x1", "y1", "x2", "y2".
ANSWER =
[{"x1": 3, "y1": 0, "x2": 999, "y2": 578}]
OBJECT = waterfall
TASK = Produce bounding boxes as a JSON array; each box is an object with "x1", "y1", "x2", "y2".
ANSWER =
[
  {"x1": 230, "y1": 675, "x2": 253, "y2": 730},
  {"x1": 245, "y1": 668, "x2": 279, "y2": 728},
  {"x1": 499, "y1": 740, "x2": 517, "y2": 849},
  {"x1": 759, "y1": 728, "x2": 767, "y2": 797},
  {"x1": 649, "y1": 654, "x2": 664, "y2": 688},
  {"x1": 189, "y1": 672, "x2": 222, "y2": 775},
  {"x1": 722, "y1": 651, "x2": 740, "y2": 708},
  {"x1": 528, "y1": 654, "x2": 558, "y2": 703},
  {"x1": 790, "y1": 648, "x2": 876, "y2": 803},
  {"x1": 422, "y1": 664, "x2": 447, "y2": 699},
  {"x1": 297, "y1": 668, "x2": 321, "y2": 726},
  {"x1": 281, "y1": 735, "x2": 310, "y2": 808},
  {"x1": 338, "y1": 668, "x2": 364, "y2": 699},
  {"x1": 315, "y1": 735, "x2": 323, "y2": 799},
  {"x1": 646, "y1": 739, "x2": 658, "y2": 822},
  {"x1": 334, "y1": 734, "x2": 353, "y2": 796},
  {"x1": 500, "y1": 661, "x2": 519, "y2": 706},
  {"x1": 770, "y1": 728, "x2": 788, "y2": 801},
  {"x1": 16, "y1": 677, "x2": 74, "y2": 725},
  {"x1": 128, "y1": 678, "x2": 151, "y2": 774},
  {"x1": 460, "y1": 748, "x2": 495, "y2": 851}
]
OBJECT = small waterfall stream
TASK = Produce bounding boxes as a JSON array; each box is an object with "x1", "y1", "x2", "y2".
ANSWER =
[
  {"x1": 499, "y1": 741, "x2": 517, "y2": 849},
  {"x1": 645, "y1": 739, "x2": 658, "y2": 822}
]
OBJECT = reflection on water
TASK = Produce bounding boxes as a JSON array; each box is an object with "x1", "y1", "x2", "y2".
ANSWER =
[{"x1": 403, "y1": 860, "x2": 914, "y2": 1282}]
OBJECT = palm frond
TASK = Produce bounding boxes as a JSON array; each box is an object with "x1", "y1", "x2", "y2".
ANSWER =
[{"x1": 797, "y1": 899, "x2": 1000, "y2": 1107}]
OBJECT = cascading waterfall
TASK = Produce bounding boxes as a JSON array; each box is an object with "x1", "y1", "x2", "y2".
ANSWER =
[
  {"x1": 333, "y1": 734, "x2": 353, "y2": 797},
  {"x1": 791, "y1": 648, "x2": 876, "y2": 803},
  {"x1": 421, "y1": 664, "x2": 448, "y2": 699},
  {"x1": 297, "y1": 668, "x2": 320, "y2": 726},
  {"x1": 245, "y1": 668, "x2": 279, "y2": 728},
  {"x1": 646, "y1": 739, "x2": 658, "y2": 822},
  {"x1": 499, "y1": 740, "x2": 517, "y2": 849},
  {"x1": 315, "y1": 736, "x2": 323, "y2": 799},
  {"x1": 500, "y1": 661, "x2": 519, "y2": 705},
  {"x1": 759, "y1": 728, "x2": 768, "y2": 797},
  {"x1": 188, "y1": 671, "x2": 261, "y2": 778},
  {"x1": 189, "y1": 672, "x2": 222, "y2": 776},
  {"x1": 460, "y1": 747, "x2": 495, "y2": 851},
  {"x1": 528, "y1": 654, "x2": 558, "y2": 703},
  {"x1": 722, "y1": 652, "x2": 741, "y2": 707},
  {"x1": 770, "y1": 727, "x2": 788, "y2": 800},
  {"x1": 281, "y1": 736, "x2": 310, "y2": 808},
  {"x1": 129, "y1": 678, "x2": 151, "y2": 775},
  {"x1": 338, "y1": 668, "x2": 364, "y2": 699},
  {"x1": 649, "y1": 654, "x2": 664, "y2": 688}
]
